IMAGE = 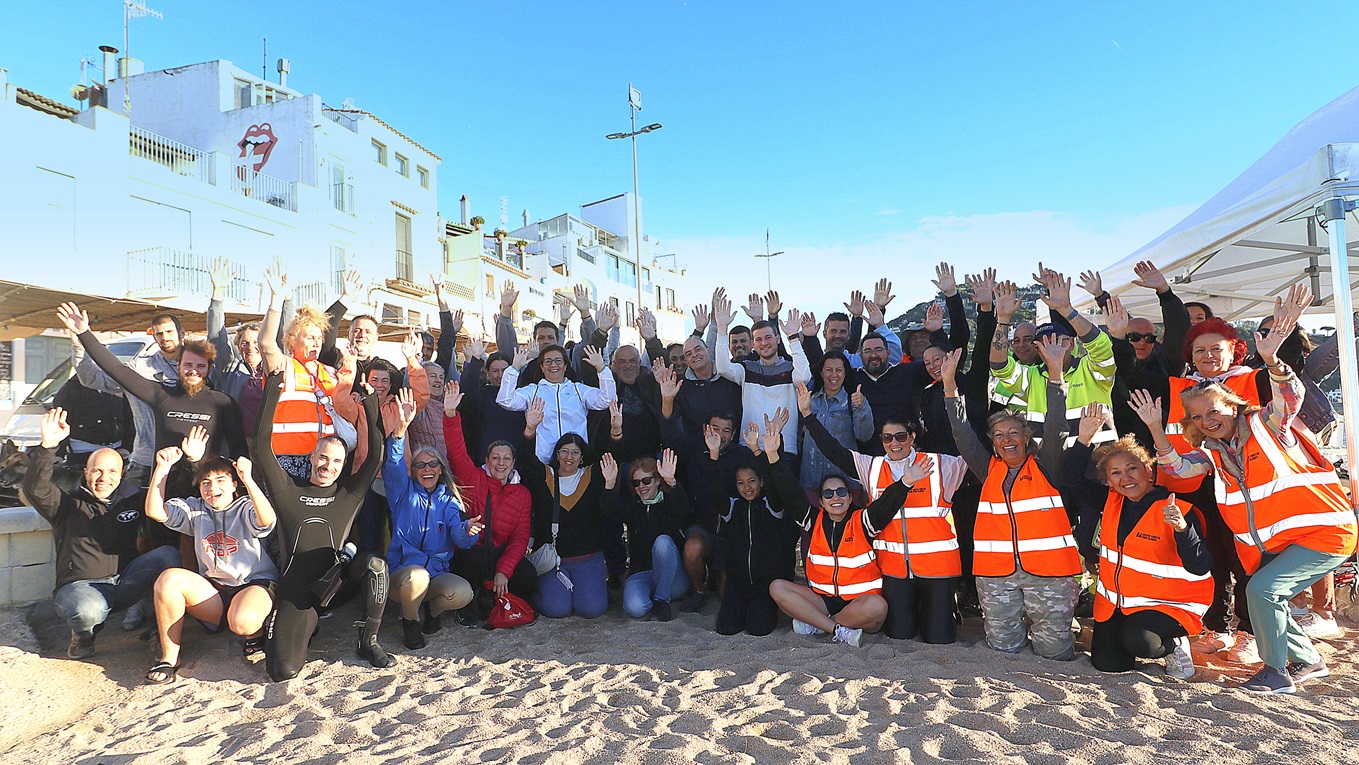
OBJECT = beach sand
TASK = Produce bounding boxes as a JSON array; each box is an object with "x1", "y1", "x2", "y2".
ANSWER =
[{"x1": 1, "y1": 596, "x2": 1355, "y2": 765}]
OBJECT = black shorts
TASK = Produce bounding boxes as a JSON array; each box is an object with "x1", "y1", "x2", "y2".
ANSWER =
[
  {"x1": 202, "y1": 578, "x2": 277, "y2": 631},
  {"x1": 821, "y1": 594, "x2": 852, "y2": 617}
]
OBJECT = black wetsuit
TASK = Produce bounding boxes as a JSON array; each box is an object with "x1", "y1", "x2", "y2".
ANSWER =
[{"x1": 253, "y1": 371, "x2": 386, "y2": 681}]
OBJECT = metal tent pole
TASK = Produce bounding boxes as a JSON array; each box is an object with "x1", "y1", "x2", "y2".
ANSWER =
[{"x1": 1320, "y1": 197, "x2": 1359, "y2": 507}]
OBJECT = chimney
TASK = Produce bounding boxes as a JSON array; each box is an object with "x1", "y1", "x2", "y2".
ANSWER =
[
  {"x1": 118, "y1": 57, "x2": 144, "y2": 77},
  {"x1": 100, "y1": 46, "x2": 118, "y2": 84},
  {"x1": 276, "y1": 57, "x2": 290, "y2": 88},
  {"x1": 522, "y1": 208, "x2": 530, "y2": 227},
  {"x1": 460, "y1": 195, "x2": 469, "y2": 225}
]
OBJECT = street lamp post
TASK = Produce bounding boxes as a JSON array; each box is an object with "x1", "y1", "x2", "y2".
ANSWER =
[
  {"x1": 754, "y1": 229, "x2": 783, "y2": 292},
  {"x1": 606, "y1": 84, "x2": 661, "y2": 338}
]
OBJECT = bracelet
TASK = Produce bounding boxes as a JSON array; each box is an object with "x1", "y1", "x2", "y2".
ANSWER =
[
  {"x1": 943, "y1": 388, "x2": 959, "y2": 395},
  {"x1": 996, "y1": 321, "x2": 1012, "y2": 327},
  {"x1": 1064, "y1": 309, "x2": 1080, "y2": 320}
]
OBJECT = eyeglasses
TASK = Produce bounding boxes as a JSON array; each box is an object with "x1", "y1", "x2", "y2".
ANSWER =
[
  {"x1": 412, "y1": 460, "x2": 441, "y2": 470},
  {"x1": 880, "y1": 432, "x2": 913, "y2": 444},
  {"x1": 541, "y1": 357, "x2": 566, "y2": 366},
  {"x1": 632, "y1": 475, "x2": 657, "y2": 488},
  {"x1": 821, "y1": 487, "x2": 850, "y2": 499},
  {"x1": 1126, "y1": 332, "x2": 1157, "y2": 343}
]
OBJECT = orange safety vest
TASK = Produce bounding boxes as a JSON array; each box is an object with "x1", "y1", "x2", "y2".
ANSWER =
[
  {"x1": 974, "y1": 455, "x2": 1081, "y2": 577},
  {"x1": 271, "y1": 357, "x2": 340, "y2": 456},
  {"x1": 805, "y1": 508, "x2": 882, "y2": 600},
  {"x1": 1199, "y1": 412, "x2": 1357, "y2": 574},
  {"x1": 1092, "y1": 492, "x2": 1214, "y2": 635},
  {"x1": 867, "y1": 454, "x2": 961, "y2": 579},
  {"x1": 1165, "y1": 371, "x2": 1263, "y2": 451}
]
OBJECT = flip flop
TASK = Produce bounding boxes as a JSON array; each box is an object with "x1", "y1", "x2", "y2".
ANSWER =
[
  {"x1": 242, "y1": 637, "x2": 265, "y2": 658},
  {"x1": 146, "y1": 661, "x2": 178, "y2": 685}
]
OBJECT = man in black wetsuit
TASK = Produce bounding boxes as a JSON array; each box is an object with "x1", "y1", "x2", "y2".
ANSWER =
[{"x1": 253, "y1": 366, "x2": 390, "y2": 681}]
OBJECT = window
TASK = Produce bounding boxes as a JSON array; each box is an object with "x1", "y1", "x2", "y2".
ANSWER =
[
  {"x1": 642, "y1": 267, "x2": 651, "y2": 288},
  {"x1": 626, "y1": 302, "x2": 636, "y2": 328},
  {"x1": 331, "y1": 245, "x2": 348, "y2": 293},
  {"x1": 666, "y1": 288, "x2": 676, "y2": 311},
  {"x1": 417, "y1": 166, "x2": 429, "y2": 188},
  {"x1": 621, "y1": 260, "x2": 637, "y2": 288},
  {"x1": 373, "y1": 140, "x2": 387, "y2": 166},
  {"x1": 233, "y1": 79, "x2": 253, "y2": 109},
  {"x1": 607, "y1": 254, "x2": 620, "y2": 283},
  {"x1": 395, "y1": 213, "x2": 412, "y2": 281},
  {"x1": 485, "y1": 274, "x2": 496, "y2": 298},
  {"x1": 395, "y1": 154, "x2": 409, "y2": 177},
  {"x1": 330, "y1": 161, "x2": 352, "y2": 214}
]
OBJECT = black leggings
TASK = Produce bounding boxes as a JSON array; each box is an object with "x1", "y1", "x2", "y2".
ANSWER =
[
  {"x1": 1090, "y1": 608, "x2": 1188, "y2": 673},
  {"x1": 448, "y1": 546, "x2": 539, "y2": 612},
  {"x1": 265, "y1": 553, "x2": 388, "y2": 682},
  {"x1": 715, "y1": 577, "x2": 779, "y2": 636},
  {"x1": 1196, "y1": 491, "x2": 1254, "y2": 635},
  {"x1": 883, "y1": 576, "x2": 957, "y2": 643}
]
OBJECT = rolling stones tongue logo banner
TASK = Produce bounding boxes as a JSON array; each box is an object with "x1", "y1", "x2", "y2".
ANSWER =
[{"x1": 238, "y1": 123, "x2": 277, "y2": 172}]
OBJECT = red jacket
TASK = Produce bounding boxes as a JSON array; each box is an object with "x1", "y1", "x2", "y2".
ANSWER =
[{"x1": 443, "y1": 411, "x2": 533, "y2": 579}]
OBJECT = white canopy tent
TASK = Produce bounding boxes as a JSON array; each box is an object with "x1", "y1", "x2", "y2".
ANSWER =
[{"x1": 1077, "y1": 84, "x2": 1359, "y2": 505}]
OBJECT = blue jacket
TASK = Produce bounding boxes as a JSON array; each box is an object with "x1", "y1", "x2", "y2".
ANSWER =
[
  {"x1": 384, "y1": 434, "x2": 479, "y2": 574},
  {"x1": 799, "y1": 387, "x2": 874, "y2": 488}
]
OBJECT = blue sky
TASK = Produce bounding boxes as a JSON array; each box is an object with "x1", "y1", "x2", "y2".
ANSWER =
[{"x1": 5, "y1": 1, "x2": 1358, "y2": 315}]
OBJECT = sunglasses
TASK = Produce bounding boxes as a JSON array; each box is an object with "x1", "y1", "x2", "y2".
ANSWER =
[
  {"x1": 880, "y1": 432, "x2": 913, "y2": 444},
  {"x1": 1126, "y1": 332, "x2": 1157, "y2": 343},
  {"x1": 821, "y1": 487, "x2": 850, "y2": 499},
  {"x1": 412, "y1": 460, "x2": 441, "y2": 470},
  {"x1": 632, "y1": 475, "x2": 657, "y2": 488}
]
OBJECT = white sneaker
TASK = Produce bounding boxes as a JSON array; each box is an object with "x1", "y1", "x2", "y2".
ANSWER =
[
  {"x1": 1164, "y1": 636, "x2": 1196, "y2": 680},
  {"x1": 1225, "y1": 632, "x2": 1260, "y2": 664},
  {"x1": 1297, "y1": 612, "x2": 1343, "y2": 639},
  {"x1": 121, "y1": 601, "x2": 147, "y2": 631},
  {"x1": 1191, "y1": 630, "x2": 1235, "y2": 653},
  {"x1": 1289, "y1": 605, "x2": 1311, "y2": 620},
  {"x1": 832, "y1": 624, "x2": 863, "y2": 648},
  {"x1": 792, "y1": 619, "x2": 827, "y2": 636}
]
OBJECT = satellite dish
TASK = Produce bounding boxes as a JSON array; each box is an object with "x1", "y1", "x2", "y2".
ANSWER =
[{"x1": 71, "y1": 84, "x2": 90, "y2": 100}]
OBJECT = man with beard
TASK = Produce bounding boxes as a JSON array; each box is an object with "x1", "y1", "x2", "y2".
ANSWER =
[
  {"x1": 854, "y1": 304, "x2": 957, "y2": 454},
  {"x1": 714, "y1": 294, "x2": 811, "y2": 458},
  {"x1": 73, "y1": 309, "x2": 183, "y2": 486},
  {"x1": 605, "y1": 345, "x2": 663, "y2": 463},
  {"x1": 60, "y1": 303, "x2": 248, "y2": 461}
]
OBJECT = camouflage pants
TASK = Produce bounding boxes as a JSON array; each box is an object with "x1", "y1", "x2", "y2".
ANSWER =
[{"x1": 977, "y1": 570, "x2": 1079, "y2": 661}]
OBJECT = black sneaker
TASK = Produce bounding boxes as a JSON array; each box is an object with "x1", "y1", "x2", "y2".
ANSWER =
[
  {"x1": 400, "y1": 619, "x2": 426, "y2": 650},
  {"x1": 1239, "y1": 666, "x2": 1296, "y2": 694},
  {"x1": 1075, "y1": 590, "x2": 1095, "y2": 618},
  {"x1": 357, "y1": 637, "x2": 396, "y2": 668},
  {"x1": 678, "y1": 590, "x2": 706, "y2": 613},
  {"x1": 420, "y1": 603, "x2": 442, "y2": 634},
  {"x1": 958, "y1": 592, "x2": 983, "y2": 618},
  {"x1": 451, "y1": 607, "x2": 479, "y2": 629},
  {"x1": 652, "y1": 599, "x2": 674, "y2": 622}
]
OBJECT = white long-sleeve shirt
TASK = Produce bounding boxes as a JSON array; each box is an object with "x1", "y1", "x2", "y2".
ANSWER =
[
  {"x1": 716, "y1": 333, "x2": 811, "y2": 454},
  {"x1": 497, "y1": 366, "x2": 617, "y2": 462}
]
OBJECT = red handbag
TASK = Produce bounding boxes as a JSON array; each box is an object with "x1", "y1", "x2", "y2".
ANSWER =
[{"x1": 484, "y1": 583, "x2": 536, "y2": 629}]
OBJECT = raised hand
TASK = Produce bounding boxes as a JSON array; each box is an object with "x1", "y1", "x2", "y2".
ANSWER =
[
  {"x1": 995, "y1": 280, "x2": 1020, "y2": 323},
  {"x1": 785, "y1": 308, "x2": 802, "y2": 336},
  {"x1": 154, "y1": 446, "x2": 183, "y2": 470},
  {"x1": 850, "y1": 385, "x2": 866, "y2": 409},
  {"x1": 523, "y1": 339, "x2": 541, "y2": 362},
  {"x1": 1103, "y1": 295, "x2": 1130, "y2": 339},
  {"x1": 940, "y1": 348, "x2": 963, "y2": 387},
  {"x1": 449, "y1": 308, "x2": 465, "y2": 336},
  {"x1": 923, "y1": 301, "x2": 944, "y2": 332},
  {"x1": 865, "y1": 299, "x2": 885, "y2": 328},
  {"x1": 465, "y1": 335, "x2": 486, "y2": 361},
  {"x1": 401, "y1": 330, "x2": 421, "y2": 362},
  {"x1": 1077, "y1": 270, "x2": 1104, "y2": 298},
  {"x1": 264, "y1": 257, "x2": 287, "y2": 297},
  {"x1": 1131, "y1": 260, "x2": 1170, "y2": 294},
  {"x1": 608, "y1": 400, "x2": 623, "y2": 435},
  {"x1": 525, "y1": 397, "x2": 546, "y2": 430},
  {"x1": 1035, "y1": 264, "x2": 1074, "y2": 313},
  {"x1": 1077, "y1": 403, "x2": 1111, "y2": 445},
  {"x1": 599, "y1": 453, "x2": 619, "y2": 488},
  {"x1": 1128, "y1": 389, "x2": 1164, "y2": 427},
  {"x1": 762, "y1": 413, "x2": 783, "y2": 454},
  {"x1": 1257, "y1": 282, "x2": 1313, "y2": 367},
  {"x1": 582, "y1": 344, "x2": 606, "y2": 372},
  {"x1": 966, "y1": 268, "x2": 997, "y2": 309},
  {"x1": 39, "y1": 407, "x2": 70, "y2": 449},
  {"x1": 180, "y1": 425, "x2": 210, "y2": 462},
  {"x1": 931, "y1": 264, "x2": 957, "y2": 297},
  {"x1": 1162, "y1": 493, "x2": 1187, "y2": 531},
  {"x1": 800, "y1": 310, "x2": 820, "y2": 339},
  {"x1": 1036, "y1": 335, "x2": 1069, "y2": 372},
  {"x1": 743, "y1": 293, "x2": 764, "y2": 322},
  {"x1": 431, "y1": 274, "x2": 449, "y2": 311},
  {"x1": 691, "y1": 303, "x2": 711, "y2": 332},
  {"x1": 656, "y1": 362, "x2": 682, "y2": 399},
  {"x1": 770, "y1": 406, "x2": 790, "y2": 436},
  {"x1": 555, "y1": 297, "x2": 572, "y2": 327},
  {"x1": 511, "y1": 346, "x2": 531, "y2": 371},
  {"x1": 658, "y1": 449, "x2": 678, "y2": 485},
  {"x1": 340, "y1": 270, "x2": 364, "y2": 303},
  {"x1": 595, "y1": 301, "x2": 619, "y2": 332},
  {"x1": 397, "y1": 387, "x2": 419, "y2": 428},
  {"x1": 874, "y1": 278, "x2": 897, "y2": 309},
  {"x1": 713, "y1": 293, "x2": 738, "y2": 332},
  {"x1": 56, "y1": 302, "x2": 90, "y2": 335},
  {"x1": 443, "y1": 380, "x2": 464, "y2": 416},
  {"x1": 233, "y1": 456, "x2": 254, "y2": 482},
  {"x1": 742, "y1": 421, "x2": 760, "y2": 454},
  {"x1": 499, "y1": 280, "x2": 519, "y2": 316},
  {"x1": 764, "y1": 290, "x2": 782, "y2": 318},
  {"x1": 573, "y1": 284, "x2": 593, "y2": 316},
  {"x1": 899, "y1": 455, "x2": 935, "y2": 485},
  {"x1": 209, "y1": 257, "x2": 232, "y2": 298},
  {"x1": 704, "y1": 423, "x2": 723, "y2": 456},
  {"x1": 795, "y1": 380, "x2": 813, "y2": 417},
  {"x1": 637, "y1": 307, "x2": 658, "y2": 339},
  {"x1": 844, "y1": 289, "x2": 866, "y2": 318}
]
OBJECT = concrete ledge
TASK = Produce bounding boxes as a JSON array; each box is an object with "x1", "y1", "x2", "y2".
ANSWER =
[
  {"x1": 0, "y1": 506, "x2": 51, "y2": 536},
  {"x1": 0, "y1": 506, "x2": 55, "y2": 606}
]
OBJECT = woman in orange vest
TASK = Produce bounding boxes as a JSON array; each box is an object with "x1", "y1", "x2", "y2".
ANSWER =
[
  {"x1": 1138, "y1": 283, "x2": 1358, "y2": 694},
  {"x1": 942, "y1": 340, "x2": 1083, "y2": 661},
  {"x1": 767, "y1": 417, "x2": 891, "y2": 649},
  {"x1": 797, "y1": 381, "x2": 968, "y2": 644},
  {"x1": 1065, "y1": 406, "x2": 1213, "y2": 679}
]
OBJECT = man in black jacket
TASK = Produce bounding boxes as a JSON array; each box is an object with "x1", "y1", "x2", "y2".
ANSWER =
[{"x1": 24, "y1": 408, "x2": 178, "y2": 659}]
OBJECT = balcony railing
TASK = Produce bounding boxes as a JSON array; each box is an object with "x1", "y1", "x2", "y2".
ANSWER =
[
  {"x1": 322, "y1": 107, "x2": 359, "y2": 132},
  {"x1": 331, "y1": 181, "x2": 355, "y2": 214},
  {"x1": 231, "y1": 163, "x2": 297, "y2": 211},
  {"x1": 126, "y1": 248, "x2": 257, "y2": 303},
  {"x1": 395, "y1": 249, "x2": 413, "y2": 281},
  {"x1": 129, "y1": 126, "x2": 214, "y2": 185},
  {"x1": 292, "y1": 280, "x2": 328, "y2": 308}
]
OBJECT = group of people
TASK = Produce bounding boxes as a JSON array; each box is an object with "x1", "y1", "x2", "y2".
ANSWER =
[{"x1": 22, "y1": 254, "x2": 1355, "y2": 695}]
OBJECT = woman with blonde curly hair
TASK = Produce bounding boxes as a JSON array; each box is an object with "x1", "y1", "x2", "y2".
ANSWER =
[{"x1": 1134, "y1": 284, "x2": 1357, "y2": 694}]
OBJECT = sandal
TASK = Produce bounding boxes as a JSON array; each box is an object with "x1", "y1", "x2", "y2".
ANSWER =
[
  {"x1": 242, "y1": 637, "x2": 265, "y2": 658},
  {"x1": 146, "y1": 660, "x2": 178, "y2": 685}
]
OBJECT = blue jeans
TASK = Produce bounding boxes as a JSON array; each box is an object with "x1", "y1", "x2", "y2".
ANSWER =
[
  {"x1": 53, "y1": 545, "x2": 179, "y2": 637},
  {"x1": 1245, "y1": 544, "x2": 1348, "y2": 670},
  {"x1": 623, "y1": 536, "x2": 690, "y2": 618},
  {"x1": 533, "y1": 553, "x2": 608, "y2": 619}
]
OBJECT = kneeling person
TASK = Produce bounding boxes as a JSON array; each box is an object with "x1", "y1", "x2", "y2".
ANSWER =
[{"x1": 601, "y1": 449, "x2": 693, "y2": 621}]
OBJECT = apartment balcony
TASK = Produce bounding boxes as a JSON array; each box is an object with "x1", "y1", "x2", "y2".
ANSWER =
[
  {"x1": 128, "y1": 126, "x2": 297, "y2": 212},
  {"x1": 126, "y1": 247, "x2": 256, "y2": 302},
  {"x1": 231, "y1": 163, "x2": 298, "y2": 211},
  {"x1": 395, "y1": 249, "x2": 414, "y2": 282}
]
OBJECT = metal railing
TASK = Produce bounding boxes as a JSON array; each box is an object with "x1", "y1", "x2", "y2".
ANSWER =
[
  {"x1": 322, "y1": 108, "x2": 359, "y2": 132},
  {"x1": 331, "y1": 181, "x2": 354, "y2": 214},
  {"x1": 129, "y1": 126, "x2": 214, "y2": 185},
  {"x1": 292, "y1": 280, "x2": 328, "y2": 308},
  {"x1": 231, "y1": 163, "x2": 297, "y2": 211},
  {"x1": 126, "y1": 248, "x2": 257, "y2": 302},
  {"x1": 576, "y1": 247, "x2": 596, "y2": 264},
  {"x1": 395, "y1": 249, "x2": 413, "y2": 281}
]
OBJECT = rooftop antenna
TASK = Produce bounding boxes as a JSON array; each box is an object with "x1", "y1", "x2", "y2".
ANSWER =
[
  {"x1": 262, "y1": 38, "x2": 267, "y2": 79},
  {"x1": 499, "y1": 196, "x2": 509, "y2": 230},
  {"x1": 122, "y1": 0, "x2": 162, "y2": 116}
]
